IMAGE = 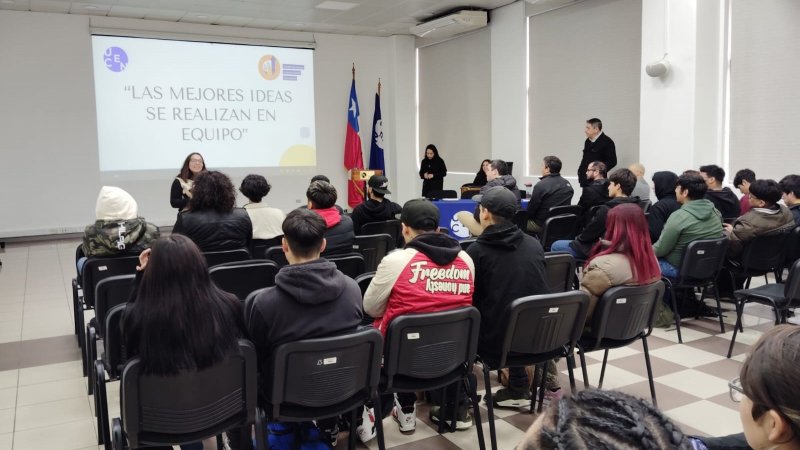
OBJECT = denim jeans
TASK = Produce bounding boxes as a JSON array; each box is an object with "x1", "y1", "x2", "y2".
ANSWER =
[
  {"x1": 550, "y1": 240, "x2": 578, "y2": 258},
  {"x1": 658, "y1": 258, "x2": 679, "y2": 279}
]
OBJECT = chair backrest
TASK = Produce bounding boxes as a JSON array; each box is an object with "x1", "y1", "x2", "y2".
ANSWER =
[
  {"x1": 460, "y1": 238, "x2": 477, "y2": 251},
  {"x1": 677, "y1": 237, "x2": 729, "y2": 284},
  {"x1": 264, "y1": 246, "x2": 289, "y2": 268},
  {"x1": 783, "y1": 259, "x2": 800, "y2": 303},
  {"x1": 267, "y1": 328, "x2": 382, "y2": 420},
  {"x1": 544, "y1": 252, "x2": 576, "y2": 293},
  {"x1": 512, "y1": 210, "x2": 528, "y2": 231},
  {"x1": 784, "y1": 226, "x2": 800, "y2": 266},
  {"x1": 209, "y1": 259, "x2": 280, "y2": 301},
  {"x1": 428, "y1": 190, "x2": 458, "y2": 200},
  {"x1": 541, "y1": 214, "x2": 580, "y2": 251},
  {"x1": 548, "y1": 205, "x2": 582, "y2": 218},
  {"x1": 494, "y1": 291, "x2": 589, "y2": 369},
  {"x1": 353, "y1": 233, "x2": 395, "y2": 273},
  {"x1": 638, "y1": 199, "x2": 652, "y2": 212},
  {"x1": 383, "y1": 307, "x2": 480, "y2": 391},
  {"x1": 82, "y1": 255, "x2": 141, "y2": 308},
  {"x1": 460, "y1": 186, "x2": 481, "y2": 200},
  {"x1": 327, "y1": 253, "x2": 366, "y2": 279},
  {"x1": 739, "y1": 230, "x2": 792, "y2": 274},
  {"x1": 103, "y1": 303, "x2": 127, "y2": 379},
  {"x1": 585, "y1": 281, "x2": 664, "y2": 348},
  {"x1": 250, "y1": 236, "x2": 283, "y2": 260},
  {"x1": 353, "y1": 272, "x2": 375, "y2": 298},
  {"x1": 95, "y1": 274, "x2": 134, "y2": 337},
  {"x1": 361, "y1": 220, "x2": 402, "y2": 245},
  {"x1": 202, "y1": 248, "x2": 251, "y2": 267},
  {"x1": 121, "y1": 340, "x2": 257, "y2": 448},
  {"x1": 74, "y1": 244, "x2": 86, "y2": 276}
]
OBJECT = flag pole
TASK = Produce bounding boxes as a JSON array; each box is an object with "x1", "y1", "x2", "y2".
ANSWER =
[{"x1": 378, "y1": 78, "x2": 381, "y2": 96}]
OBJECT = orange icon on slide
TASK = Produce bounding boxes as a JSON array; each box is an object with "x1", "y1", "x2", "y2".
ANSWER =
[{"x1": 258, "y1": 55, "x2": 281, "y2": 80}]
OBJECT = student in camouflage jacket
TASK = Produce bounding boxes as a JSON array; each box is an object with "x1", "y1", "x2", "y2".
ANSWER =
[{"x1": 82, "y1": 186, "x2": 159, "y2": 257}]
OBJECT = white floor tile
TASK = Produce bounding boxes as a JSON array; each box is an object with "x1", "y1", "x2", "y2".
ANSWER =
[
  {"x1": 0, "y1": 432, "x2": 12, "y2": 450},
  {"x1": 650, "y1": 326, "x2": 712, "y2": 343},
  {"x1": 716, "y1": 329, "x2": 764, "y2": 346},
  {"x1": 664, "y1": 400, "x2": 743, "y2": 437},
  {"x1": 0, "y1": 372, "x2": 17, "y2": 391},
  {"x1": 656, "y1": 369, "x2": 729, "y2": 399},
  {"x1": 13, "y1": 397, "x2": 92, "y2": 431},
  {"x1": 16, "y1": 379, "x2": 86, "y2": 407},
  {"x1": 443, "y1": 417, "x2": 523, "y2": 450},
  {"x1": 12, "y1": 417, "x2": 97, "y2": 450},
  {"x1": 572, "y1": 363, "x2": 646, "y2": 389},
  {"x1": 649, "y1": 345, "x2": 725, "y2": 368},
  {"x1": 0, "y1": 389, "x2": 16, "y2": 410},
  {"x1": 0, "y1": 408, "x2": 13, "y2": 435},
  {"x1": 18, "y1": 362, "x2": 83, "y2": 387}
]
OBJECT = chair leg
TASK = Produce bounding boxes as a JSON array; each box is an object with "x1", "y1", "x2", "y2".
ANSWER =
[
  {"x1": 463, "y1": 373, "x2": 486, "y2": 450},
  {"x1": 668, "y1": 283, "x2": 683, "y2": 344},
  {"x1": 598, "y1": 349, "x2": 610, "y2": 389},
  {"x1": 437, "y1": 387, "x2": 447, "y2": 434},
  {"x1": 482, "y1": 364, "x2": 498, "y2": 450},
  {"x1": 578, "y1": 347, "x2": 589, "y2": 389},
  {"x1": 79, "y1": 308, "x2": 87, "y2": 377},
  {"x1": 727, "y1": 298, "x2": 744, "y2": 358},
  {"x1": 94, "y1": 361, "x2": 108, "y2": 447},
  {"x1": 86, "y1": 325, "x2": 96, "y2": 395},
  {"x1": 566, "y1": 353, "x2": 577, "y2": 393},
  {"x1": 642, "y1": 337, "x2": 657, "y2": 408},
  {"x1": 373, "y1": 393, "x2": 386, "y2": 450},
  {"x1": 111, "y1": 418, "x2": 124, "y2": 450},
  {"x1": 347, "y1": 407, "x2": 358, "y2": 450},
  {"x1": 711, "y1": 282, "x2": 725, "y2": 333},
  {"x1": 536, "y1": 364, "x2": 547, "y2": 414},
  {"x1": 254, "y1": 408, "x2": 267, "y2": 450}
]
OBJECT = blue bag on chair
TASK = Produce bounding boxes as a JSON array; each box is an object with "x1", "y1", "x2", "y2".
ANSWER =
[{"x1": 266, "y1": 421, "x2": 296, "y2": 450}]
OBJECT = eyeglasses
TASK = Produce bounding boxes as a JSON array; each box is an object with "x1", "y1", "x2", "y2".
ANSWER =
[{"x1": 729, "y1": 377, "x2": 744, "y2": 402}]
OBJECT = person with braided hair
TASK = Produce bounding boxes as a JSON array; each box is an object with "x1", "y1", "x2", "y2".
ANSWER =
[{"x1": 518, "y1": 389, "x2": 693, "y2": 450}]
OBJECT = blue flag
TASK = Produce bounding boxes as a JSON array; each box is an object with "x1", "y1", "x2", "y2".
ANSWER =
[{"x1": 368, "y1": 92, "x2": 385, "y2": 173}]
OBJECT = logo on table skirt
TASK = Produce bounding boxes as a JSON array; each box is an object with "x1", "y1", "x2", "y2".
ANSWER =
[{"x1": 450, "y1": 213, "x2": 470, "y2": 238}]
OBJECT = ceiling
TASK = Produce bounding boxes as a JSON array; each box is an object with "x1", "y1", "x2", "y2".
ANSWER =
[{"x1": 0, "y1": 0, "x2": 519, "y2": 37}]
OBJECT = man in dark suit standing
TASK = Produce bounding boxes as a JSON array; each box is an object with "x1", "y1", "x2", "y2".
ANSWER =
[{"x1": 578, "y1": 118, "x2": 616, "y2": 187}]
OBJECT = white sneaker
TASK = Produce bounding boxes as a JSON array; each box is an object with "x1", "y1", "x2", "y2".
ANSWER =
[
  {"x1": 356, "y1": 406, "x2": 376, "y2": 443},
  {"x1": 392, "y1": 395, "x2": 416, "y2": 432}
]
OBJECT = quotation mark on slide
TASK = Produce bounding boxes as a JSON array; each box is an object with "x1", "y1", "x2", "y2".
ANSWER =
[{"x1": 104, "y1": 47, "x2": 128, "y2": 72}]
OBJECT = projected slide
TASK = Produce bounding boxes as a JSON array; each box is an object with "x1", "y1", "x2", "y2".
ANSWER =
[{"x1": 91, "y1": 35, "x2": 316, "y2": 171}]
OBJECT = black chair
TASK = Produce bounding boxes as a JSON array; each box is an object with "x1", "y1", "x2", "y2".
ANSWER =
[
  {"x1": 210, "y1": 259, "x2": 279, "y2": 301},
  {"x1": 94, "y1": 303, "x2": 127, "y2": 446},
  {"x1": 661, "y1": 237, "x2": 729, "y2": 343},
  {"x1": 544, "y1": 252, "x2": 576, "y2": 293},
  {"x1": 638, "y1": 198, "x2": 652, "y2": 212},
  {"x1": 354, "y1": 272, "x2": 376, "y2": 326},
  {"x1": 540, "y1": 214, "x2": 580, "y2": 251},
  {"x1": 459, "y1": 238, "x2": 477, "y2": 251},
  {"x1": 111, "y1": 340, "x2": 264, "y2": 450},
  {"x1": 460, "y1": 185, "x2": 481, "y2": 200},
  {"x1": 727, "y1": 259, "x2": 800, "y2": 358},
  {"x1": 727, "y1": 229, "x2": 792, "y2": 290},
  {"x1": 265, "y1": 245, "x2": 289, "y2": 268},
  {"x1": 777, "y1": 226, "x2": 800, "y2": 282},
  {"x1": 548, "y1": 204, "x2": 582, "y2": 218},
  {"x1": 481, "y1": 292, "x2": 590, "y2": 450},
  {"x1": 328, "y1": 253, "x2": 367, "y2": 279},
  {"x1": 203, "y1": 248, "x2": 251, "y2": 267},
  {"x1": 428, "y1": 189, "x2": 458, "y2": 200},
  {"x1": 353, "y1": 233, "x2": 395, "y2": 273},
  {"x1": 577, "y1": 281, "x2": 665, "y2": 407},
  {"x1": 512, "y1": 210, "x2": 528, "y2": 232},
  {"x1": 250, "y1": 236, "x2": 283, "y2": 260},
  {"x1": 86, "y1": 274, "x2": 134, "y2": 395},
  {"x1": 377, "y1": 307, "x2": 485, "y2": 448},
  {"x1": 262, "y1": 328, "x2": 383, "y2": 450},
  {"x1": 361, "y1": 220, "x2": 402, "y2": 246},
  {"x1": 73, "y1": 255, "x2": 140, "y2": 374}
]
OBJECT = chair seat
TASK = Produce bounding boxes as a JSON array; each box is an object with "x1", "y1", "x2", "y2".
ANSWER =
[{"x1": 734, "y1": 283, "x2": 787, "y2": 305}]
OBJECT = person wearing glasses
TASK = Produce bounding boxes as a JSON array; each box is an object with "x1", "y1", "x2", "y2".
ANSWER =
[{"x1": 691, "y1": 324, "x2": 800, "y2": 450}]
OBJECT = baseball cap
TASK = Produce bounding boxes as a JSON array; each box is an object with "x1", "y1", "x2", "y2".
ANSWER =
[
  {"x1": 368, "y1": 175, "x2": 391, "y2": 195},
  {"x1": 400, "y1": 198, "x2": 440, "y2": 231},
  {"x1": 480, "y1": 186, "x2": 517, "y2": 219}
]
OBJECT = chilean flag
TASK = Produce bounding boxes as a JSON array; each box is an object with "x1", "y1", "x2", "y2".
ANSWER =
[{"x1": 343, "y1": 78, "x2": 365, "y2": 208}]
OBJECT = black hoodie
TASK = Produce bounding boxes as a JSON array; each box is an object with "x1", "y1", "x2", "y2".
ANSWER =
[
  {"x1": 467, "y1": 223, "x2": 548, "y2": 353},
  {"x1": 705, "y1": 187, "x2": 741, "y2": 219},
  {"x1": 351, "y1": 198, "x2": 402, "y2": 235},
  {"x1": 648, "y1": 171, "x2": 681, "y2": 242},
  {"x1": 571, "y1": 196, "x2": 641, "y2": 258},
  {"x1": 245, "y1": 258, "x2": 363, "y2": 394}
]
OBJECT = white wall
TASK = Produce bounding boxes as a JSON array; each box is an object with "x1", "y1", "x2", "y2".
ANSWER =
[{"x1": 0, "y1": 10, "x2": 415, "y2": 237}]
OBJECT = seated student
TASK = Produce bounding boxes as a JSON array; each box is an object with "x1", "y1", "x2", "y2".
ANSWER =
[
  {"x1": 304, "y1": 175, "x2": 345, "y2": 214},
  {"x1": 245, "y1": 209, "x2": 367, "y2": 447},
  {"x1": 456, "y1": 159, "x2": 522, "y2": 236},
  {"x1": 471, "y1": 159, "x2": 492, "y2": 187},
  {"x1": 79, "y1": 186, "x2": 159, "y2": 272},
  {"x1": 724, "y1": 179, "x2": 795, "y2": 258},
  {"x1": 173, "y1": 171, "x2": 252, "y2": 252},
  {"x1": 525, "y1": 156, "x2": 574, "y2": 234},
  {"x1": 653, "y1": 173, "x2": 723, "y2": 279},
  {"x1": 581, "y1": 204, "x2": 661, "y2": 320},
  {"x1": 467, "y1": 187, "x2": 553, "y2": 408},
  {"x1": 577, "y1": 160, "x2": 610, "y2": 215},
  {"x1": 123, "y1": 235, "x2": 246, "y2": 450},
  {"x1": 734, "y1": 169, "x2": 756, "y2": 216},
  {"x1": 518, "y1": 389, "x2": 693, "y2": 449},
  {"x1": 648, "y1": 171, "x2": 681, "y2": 243},
  {"x1": 364, "y1": 198, "x2": 475, "y2": 432},
  {"x1": 306, "y1": 180, "x2": 355, "y2": 255},
  {"x1": 691, "y1": 325, "x2": 800, "y2": 450},
  {"x1": 700, "y1": 164, "x2": 741, "y2": 219},
  {"x1": 351, "y1": 175, "x2": 401, "y2": 234},
  {"x1": 551, "y1": 168, "x2": 640, "y2": 260},
  {"x1": 779, "y1": 174, "x2": 800, "y2": 226},
  {"x1": 629, "y1": 162, "x2": 651, "y2": 201},
  {"x1": 240, "y1": 174, "x2": 285, "y2": 240}
]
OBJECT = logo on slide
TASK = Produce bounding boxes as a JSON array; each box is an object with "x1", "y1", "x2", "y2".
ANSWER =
[
  {"x1": 103, "y1": 47, "x2": 128, "y2": 72},
  {"x1": 258, "y1": 55, "x2": 281, "y2": 80}
]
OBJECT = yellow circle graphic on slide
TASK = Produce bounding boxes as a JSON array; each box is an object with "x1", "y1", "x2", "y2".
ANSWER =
[
  {"x1": 280, "y1": 145, "x2": 316, "y2": 166},
  {"x1": 258, "y1": 55, "x2": 281, "y2": 80}
]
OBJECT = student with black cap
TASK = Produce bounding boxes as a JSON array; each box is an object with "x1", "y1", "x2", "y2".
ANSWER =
[{"x1": 351, "y1": 175, "x2": 402, "y2": 234}]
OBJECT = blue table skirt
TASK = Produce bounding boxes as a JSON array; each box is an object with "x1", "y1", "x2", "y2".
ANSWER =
[{"x1": 433, "y1": 199, "x2": 528, "y2": 240}]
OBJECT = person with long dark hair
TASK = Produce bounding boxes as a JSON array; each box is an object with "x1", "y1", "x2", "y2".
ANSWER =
[
  {"x1": 173, "y1": 170, "x2": 252, "y2": 252},
  {"x1": 418, "y1": 144, "x2": 447, "y2": 197},
  {"x1": 472, "y1": 159, "x2": 492, "y2": 186},
  {"x1": 580, "y1": 203, "x2": 661, "y2": 319},
  {"x1": 123, "y1": 234, "x2": 246, "y2": 449},
  {"x1": 171, "y1": 152, "x2": 207, "y2": 211}
]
